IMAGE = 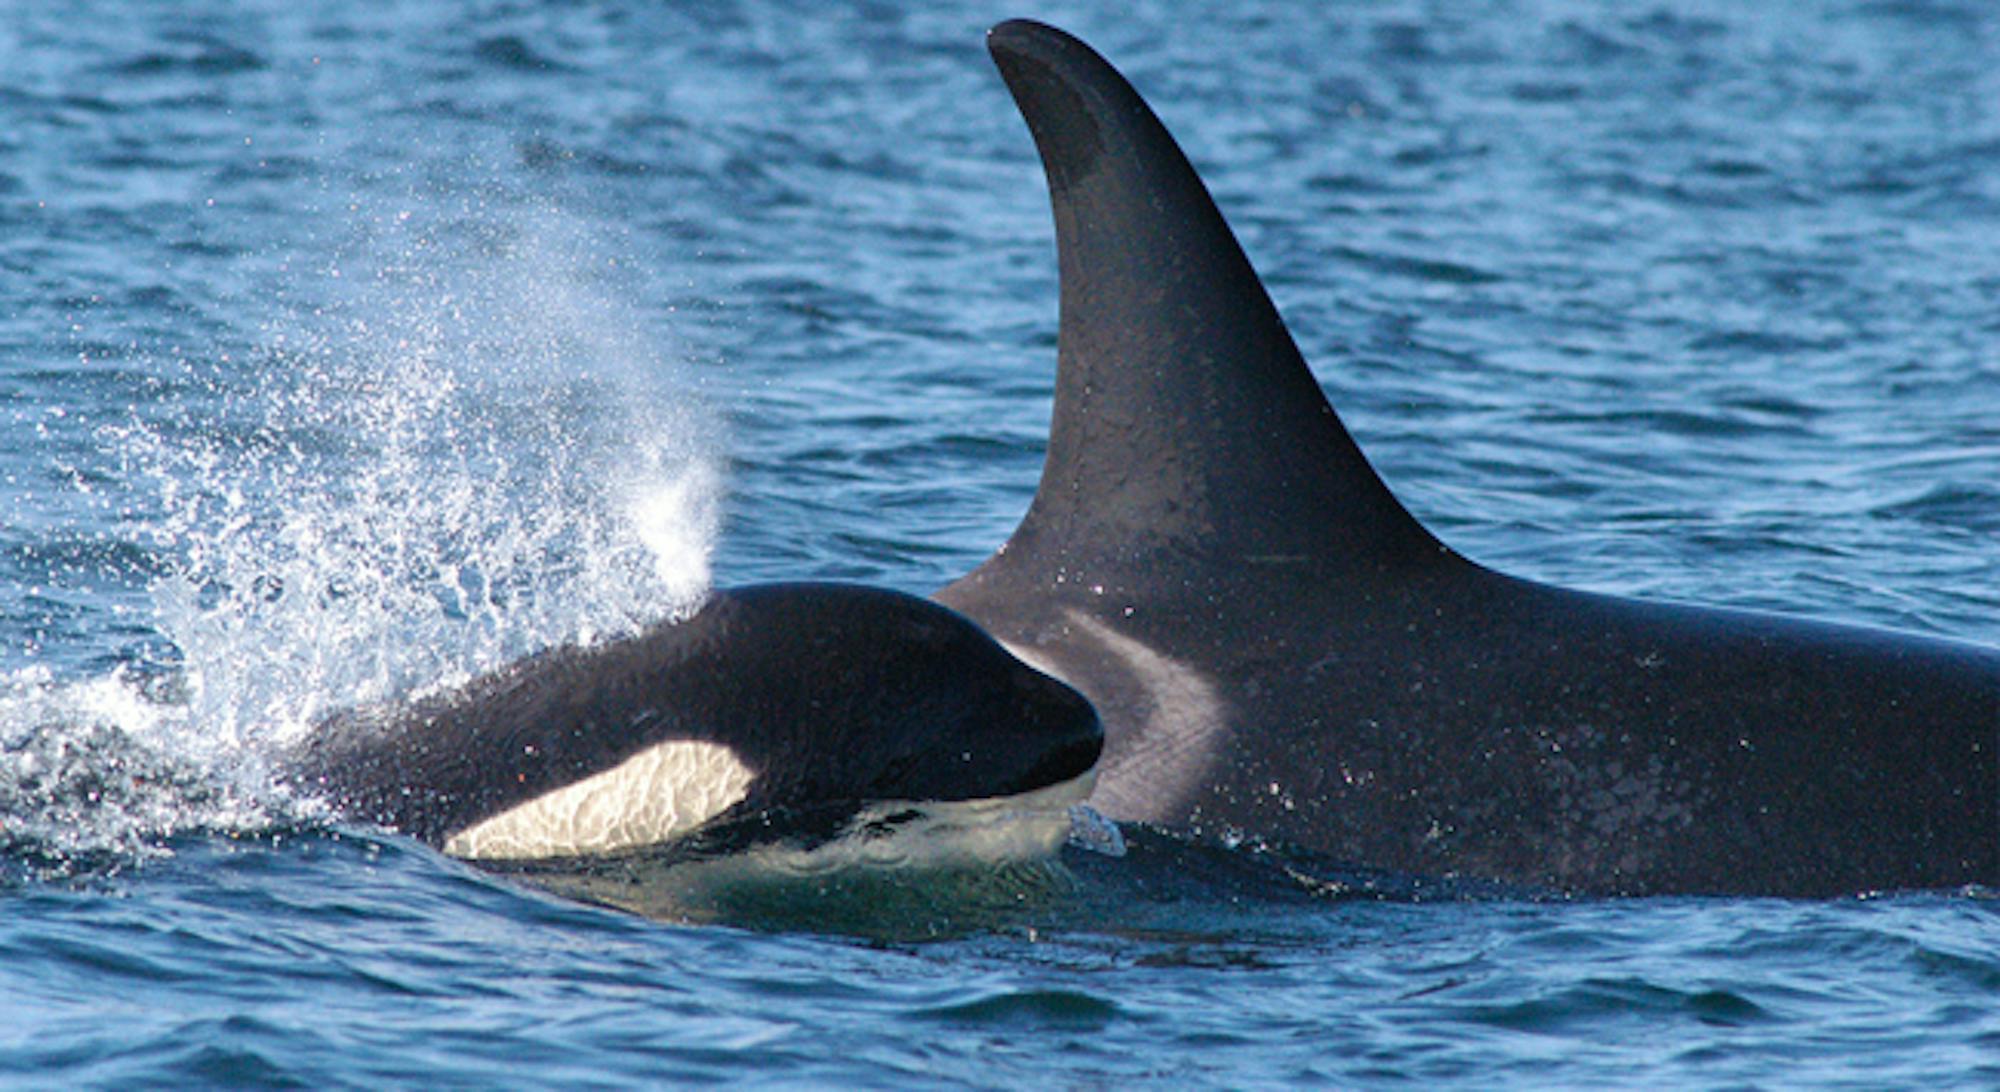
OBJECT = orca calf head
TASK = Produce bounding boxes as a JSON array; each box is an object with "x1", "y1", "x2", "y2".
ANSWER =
[{"x1": 285, "y1": 583, "x2": 1103, "y2": 863}]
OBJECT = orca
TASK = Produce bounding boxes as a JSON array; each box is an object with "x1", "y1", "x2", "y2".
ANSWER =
[
  {"x1": 282, "y1": 583, "x2": 1103, "y2": 864},
  {"x1": 936, "y1": 20, "x2": 2000, "y2": 896}
]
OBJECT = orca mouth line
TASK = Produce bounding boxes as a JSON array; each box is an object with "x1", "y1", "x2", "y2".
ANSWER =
[
  {"x1": 795, "y1": 763, "x2": 1101, "y2": 874},
  {"x1": 1006, "y1": 734, "x2": 1105, "y2": 797},
  {"x1": 966, "y1": 762, "x2": 1098, "y2": 815}
]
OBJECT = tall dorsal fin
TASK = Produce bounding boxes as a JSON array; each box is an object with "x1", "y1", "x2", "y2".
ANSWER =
[{"x1": 970, "y1": 20, "x2": 1443, "y2": 593}]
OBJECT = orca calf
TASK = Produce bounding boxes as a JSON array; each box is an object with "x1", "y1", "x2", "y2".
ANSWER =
[
  {"x1": 937, "y1": 20, "x2": 2000, "y2": 896},
  {"x1": 283, "y1": 583, "x2": 1102, "y2": 863}
]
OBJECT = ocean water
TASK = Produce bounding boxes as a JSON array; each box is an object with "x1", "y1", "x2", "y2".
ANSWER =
[{"x1": 5, "y1": 0, "x2": 2000, "y2": 1086}]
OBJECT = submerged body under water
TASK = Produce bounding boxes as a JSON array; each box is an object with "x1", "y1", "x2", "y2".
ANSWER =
[{"x1": 5, "y1": 0, "x2": 2000, "y2": 1086}]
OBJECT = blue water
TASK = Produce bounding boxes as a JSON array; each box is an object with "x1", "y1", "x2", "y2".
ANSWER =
[{"x1": 6, "y1": 0, "x2": 2000, "y2": 1085}]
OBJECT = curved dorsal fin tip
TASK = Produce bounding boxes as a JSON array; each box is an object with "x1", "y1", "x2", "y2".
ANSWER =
[{"x1": 969, "y1": 19, "x2": 1440, "y2": 584}]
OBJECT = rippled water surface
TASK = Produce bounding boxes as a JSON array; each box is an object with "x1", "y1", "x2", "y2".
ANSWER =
[{"x1": 5, "y1": 0, "x2": 2000, "y2": 1086}]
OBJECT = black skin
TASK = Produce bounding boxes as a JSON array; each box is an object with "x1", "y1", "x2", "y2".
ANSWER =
[
  {"x1": 936, "y1": 20, "x2": 2000, "y2": 897},
  {"x1": 282, "y1": 583, "x2": 1102, "y2": 849}
]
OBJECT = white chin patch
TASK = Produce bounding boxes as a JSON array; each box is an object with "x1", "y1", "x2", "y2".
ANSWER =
[
  {"x1": 443, "y1": 741, "x2": 755, "y2": 860},
  {"x1": 743, "y1": 765, "x2": 1101, "y2": 876}
]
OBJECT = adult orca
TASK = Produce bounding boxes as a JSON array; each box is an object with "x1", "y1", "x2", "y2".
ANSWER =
[
  {"x1": 281, "y1": 583, "x2": 1102, "y2": 863},
  {"x1": 936, "y1": 19, "x2": 2000, "y2": 897}
]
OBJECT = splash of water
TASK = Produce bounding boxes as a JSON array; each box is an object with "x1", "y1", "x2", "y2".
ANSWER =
[{"x1": 3, "y1": 182, "x2": 726, "y2": 873}]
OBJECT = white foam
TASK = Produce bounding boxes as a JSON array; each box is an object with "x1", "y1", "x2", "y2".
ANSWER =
[
  {"x1": 111, "y1": 190, "x2": 722, "y2": 752},
  {"x1": 13, "y1": 181, "x2": 725, "y2": 868},
  {"x1": 0, "y1": 668, "x2": 271, "y2": 863}
]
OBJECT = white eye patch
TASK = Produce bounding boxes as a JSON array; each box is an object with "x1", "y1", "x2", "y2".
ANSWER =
[{"x1": 443, "y1": 740, "x2": 756, "y2": 860}]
